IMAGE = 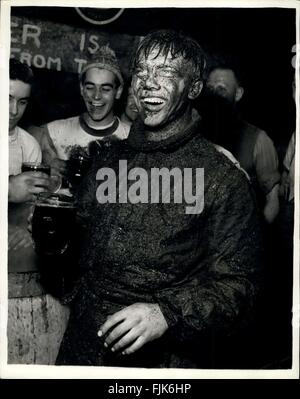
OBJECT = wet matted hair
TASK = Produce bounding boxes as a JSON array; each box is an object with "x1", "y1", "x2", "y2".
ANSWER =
[{"x1": 132, "y1": 29, "x2": 207, "y2": 81}]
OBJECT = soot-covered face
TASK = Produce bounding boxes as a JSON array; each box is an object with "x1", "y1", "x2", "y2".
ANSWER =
[{"x1": 132, "y1": 48, "x2": 199, "y2": 129}]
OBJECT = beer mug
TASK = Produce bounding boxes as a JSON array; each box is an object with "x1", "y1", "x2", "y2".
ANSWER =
[
  {"x1": 21, "y1": 162, "x2": 62, "y2": 193},
  {"x1": 31, "y1": 192, "x2": 76, "y2": 256},
  {"x1": 21, "y1": 161, "x2": 51, "y2": 175}
]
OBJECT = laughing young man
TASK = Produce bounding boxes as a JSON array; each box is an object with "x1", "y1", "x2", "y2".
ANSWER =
[
  {"x1": 8, "y1": 59, "x2": 68, "y2": 365},
  {"x1": 56, "y1": 30, "x2": 262, "y2": 368},
  {"x1": 33, "y1": 46, "x2": 129, "y2": 179}
]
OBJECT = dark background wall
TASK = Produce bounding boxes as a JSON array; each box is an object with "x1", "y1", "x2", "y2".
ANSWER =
[{"x1": 11, "y1": 7, "x2": 296, "y2": 160}]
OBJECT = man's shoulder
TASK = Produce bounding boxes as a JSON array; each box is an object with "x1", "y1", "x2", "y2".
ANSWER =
[
  {"x1": 244, "y1": 122, "x2": 278, "y2": 155},
  {"x1": 240, "y1": 120, "x2": 269, "y2": 140},
  {"x1": 46, "y1": 115, "x2": 80, "y2": 130},
  {"x1": 237, "y1": 120, "x2": 278, "y2": 156},
  {"x1": 114, "y1": 117, "x2": 130, "y2": 139},
  {"x1": 205, "y1": 147, "x2": 253, "y2": 202},
  {"x1": 190, "y1": 132, "x2": 247, "y2": 182},
  {"x1": 189, "y1": 130, "x2": 227, "y2": 163},
  {"x1": 16, "y1": 126, "x2": 40, "y2": 150}
]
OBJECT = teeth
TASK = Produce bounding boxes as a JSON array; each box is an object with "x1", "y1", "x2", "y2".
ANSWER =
[
  {"x1": 144, "y1": 98, "x2": 164, "y2": 105},
  {"x1": 92, "y1": 103, "x2": 104, "y2": 106}
]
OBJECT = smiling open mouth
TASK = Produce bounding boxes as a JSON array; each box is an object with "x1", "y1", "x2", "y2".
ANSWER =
[
  {"x1": 142, "y1": 97, "x2": 165, "y2": 112},
  {"x1": 143, "y1": 97, "x2": 165, "y2": 105},
  {"x1": 90, "y1": 102, "x2": 105, "y2": 107}
]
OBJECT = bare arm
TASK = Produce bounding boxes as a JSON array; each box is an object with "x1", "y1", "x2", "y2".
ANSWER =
[
  {"x1": 263, "y1": 183, "x2": 280, "y2": 224},
  {"x1": 253, "y1": 131, "x2": 280, "y2": 223},
  {"x1": 40, "y1": 126, "x2": 67, "y2": 176}
]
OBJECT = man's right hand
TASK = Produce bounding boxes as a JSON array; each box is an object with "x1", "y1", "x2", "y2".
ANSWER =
[{"x1": 8, "y1": 171, "x2": 51, "y2": 203}]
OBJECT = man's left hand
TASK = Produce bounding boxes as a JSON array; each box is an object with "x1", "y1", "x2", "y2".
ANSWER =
[{"x1": 98, "y1": 303, "x2": 168, "y2": 355}]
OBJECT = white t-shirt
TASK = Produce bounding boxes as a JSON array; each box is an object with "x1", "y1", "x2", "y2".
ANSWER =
[
  {"x1": 46, "y1": 115, "x2": 130, "y2": 160},
  {"x1": 9, "y1": 126, "x2": 42, "y2": 176}
]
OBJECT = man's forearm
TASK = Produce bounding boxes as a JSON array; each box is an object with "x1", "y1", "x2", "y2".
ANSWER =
[
  {"x1": 8, "y1": 175, "x2": 20, "y2": 203},
  {"x1": 40, "y1": 126, "x2": 58, "y2": 165},
  {"x1": 264, "y1": 183, "x2": 280, "y2": 223}
]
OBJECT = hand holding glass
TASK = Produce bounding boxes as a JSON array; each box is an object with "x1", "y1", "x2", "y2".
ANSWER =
[
  {"x1": 31, "y1": 193, "x2": 76, "y2": 256},
  {"x1": 21, "y1": 162, "x2": 62, "y2": 193}
]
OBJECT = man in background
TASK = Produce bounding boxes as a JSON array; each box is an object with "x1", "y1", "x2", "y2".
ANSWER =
[
  {"x1": 8, "y1": 59, "x2": 69, "y2": 365},
  {"x1": 31, "y1": 46, "x2": 130, "y2": 182},
  {"x1": 120, "y1": 85, "x2": 139, "y2": 128},
  {"x1": 8, "y1": 58, "x2": 49, "y2": 204},
  {"x1": 202, "y1": 56, "x2": 280, "y2": 224}
]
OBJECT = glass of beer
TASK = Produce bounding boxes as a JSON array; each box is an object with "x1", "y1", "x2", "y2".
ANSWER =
[
  {"x1": 21, "y1": 162, "x2": 62, "y2": 193},
  {"x1": 22, "y1": 162, "x2": 51, "y2": 175},
  {"x1": 66, "y1": 154, "x2": 92, "y2": 189},
  {"x1": 31, "y1": 192, "x2": 76, "y2": 256}
]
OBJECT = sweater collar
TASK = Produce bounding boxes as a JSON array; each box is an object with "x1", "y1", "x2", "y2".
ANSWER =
[{"x1": 127, "y1": 110, "x2": 201, "y2": 153}]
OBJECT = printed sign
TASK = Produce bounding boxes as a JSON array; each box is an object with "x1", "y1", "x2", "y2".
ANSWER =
[{"x1": 10, "y1": 16, "x2": 140, "y2": 77}]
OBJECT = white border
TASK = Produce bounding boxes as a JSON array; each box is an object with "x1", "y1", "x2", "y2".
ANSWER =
[
  {"x1": 0, "y1": 0, "x2": 299, "y2": 380},
  {"x1": 1, "y1": 0, "x2": 299, "y2": 9},
  {"x1": 292, "y1": 0, "x2": 300, "y2": 380},
  {"x1": 0, "y1": 0, "x2": 10, "y2": 382}
]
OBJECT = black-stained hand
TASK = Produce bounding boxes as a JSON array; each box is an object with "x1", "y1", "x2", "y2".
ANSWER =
[
  {"x1": 98, "y1": 303, "x2": 168, "y2": 355},
  {"x1": 8, "y1": 172, "x2": 51, "y2": 203},
  {"x1": 8, "y1": 224, "x2": 33, "y2": 251}
]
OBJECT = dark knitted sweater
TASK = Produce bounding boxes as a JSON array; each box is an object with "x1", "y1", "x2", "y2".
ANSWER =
[{"x1": 56, "y1": 118, "x2": 262, "y2": 368}]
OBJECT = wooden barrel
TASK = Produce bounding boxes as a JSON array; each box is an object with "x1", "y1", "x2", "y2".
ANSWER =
[{"x1": 8, "y1": 272, "x2": 70, "y2": 365}]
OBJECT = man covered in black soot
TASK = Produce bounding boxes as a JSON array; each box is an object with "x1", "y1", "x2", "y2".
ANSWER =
[{"x1": 55, "y1": 30, "x2": 263, "y2": 368}]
